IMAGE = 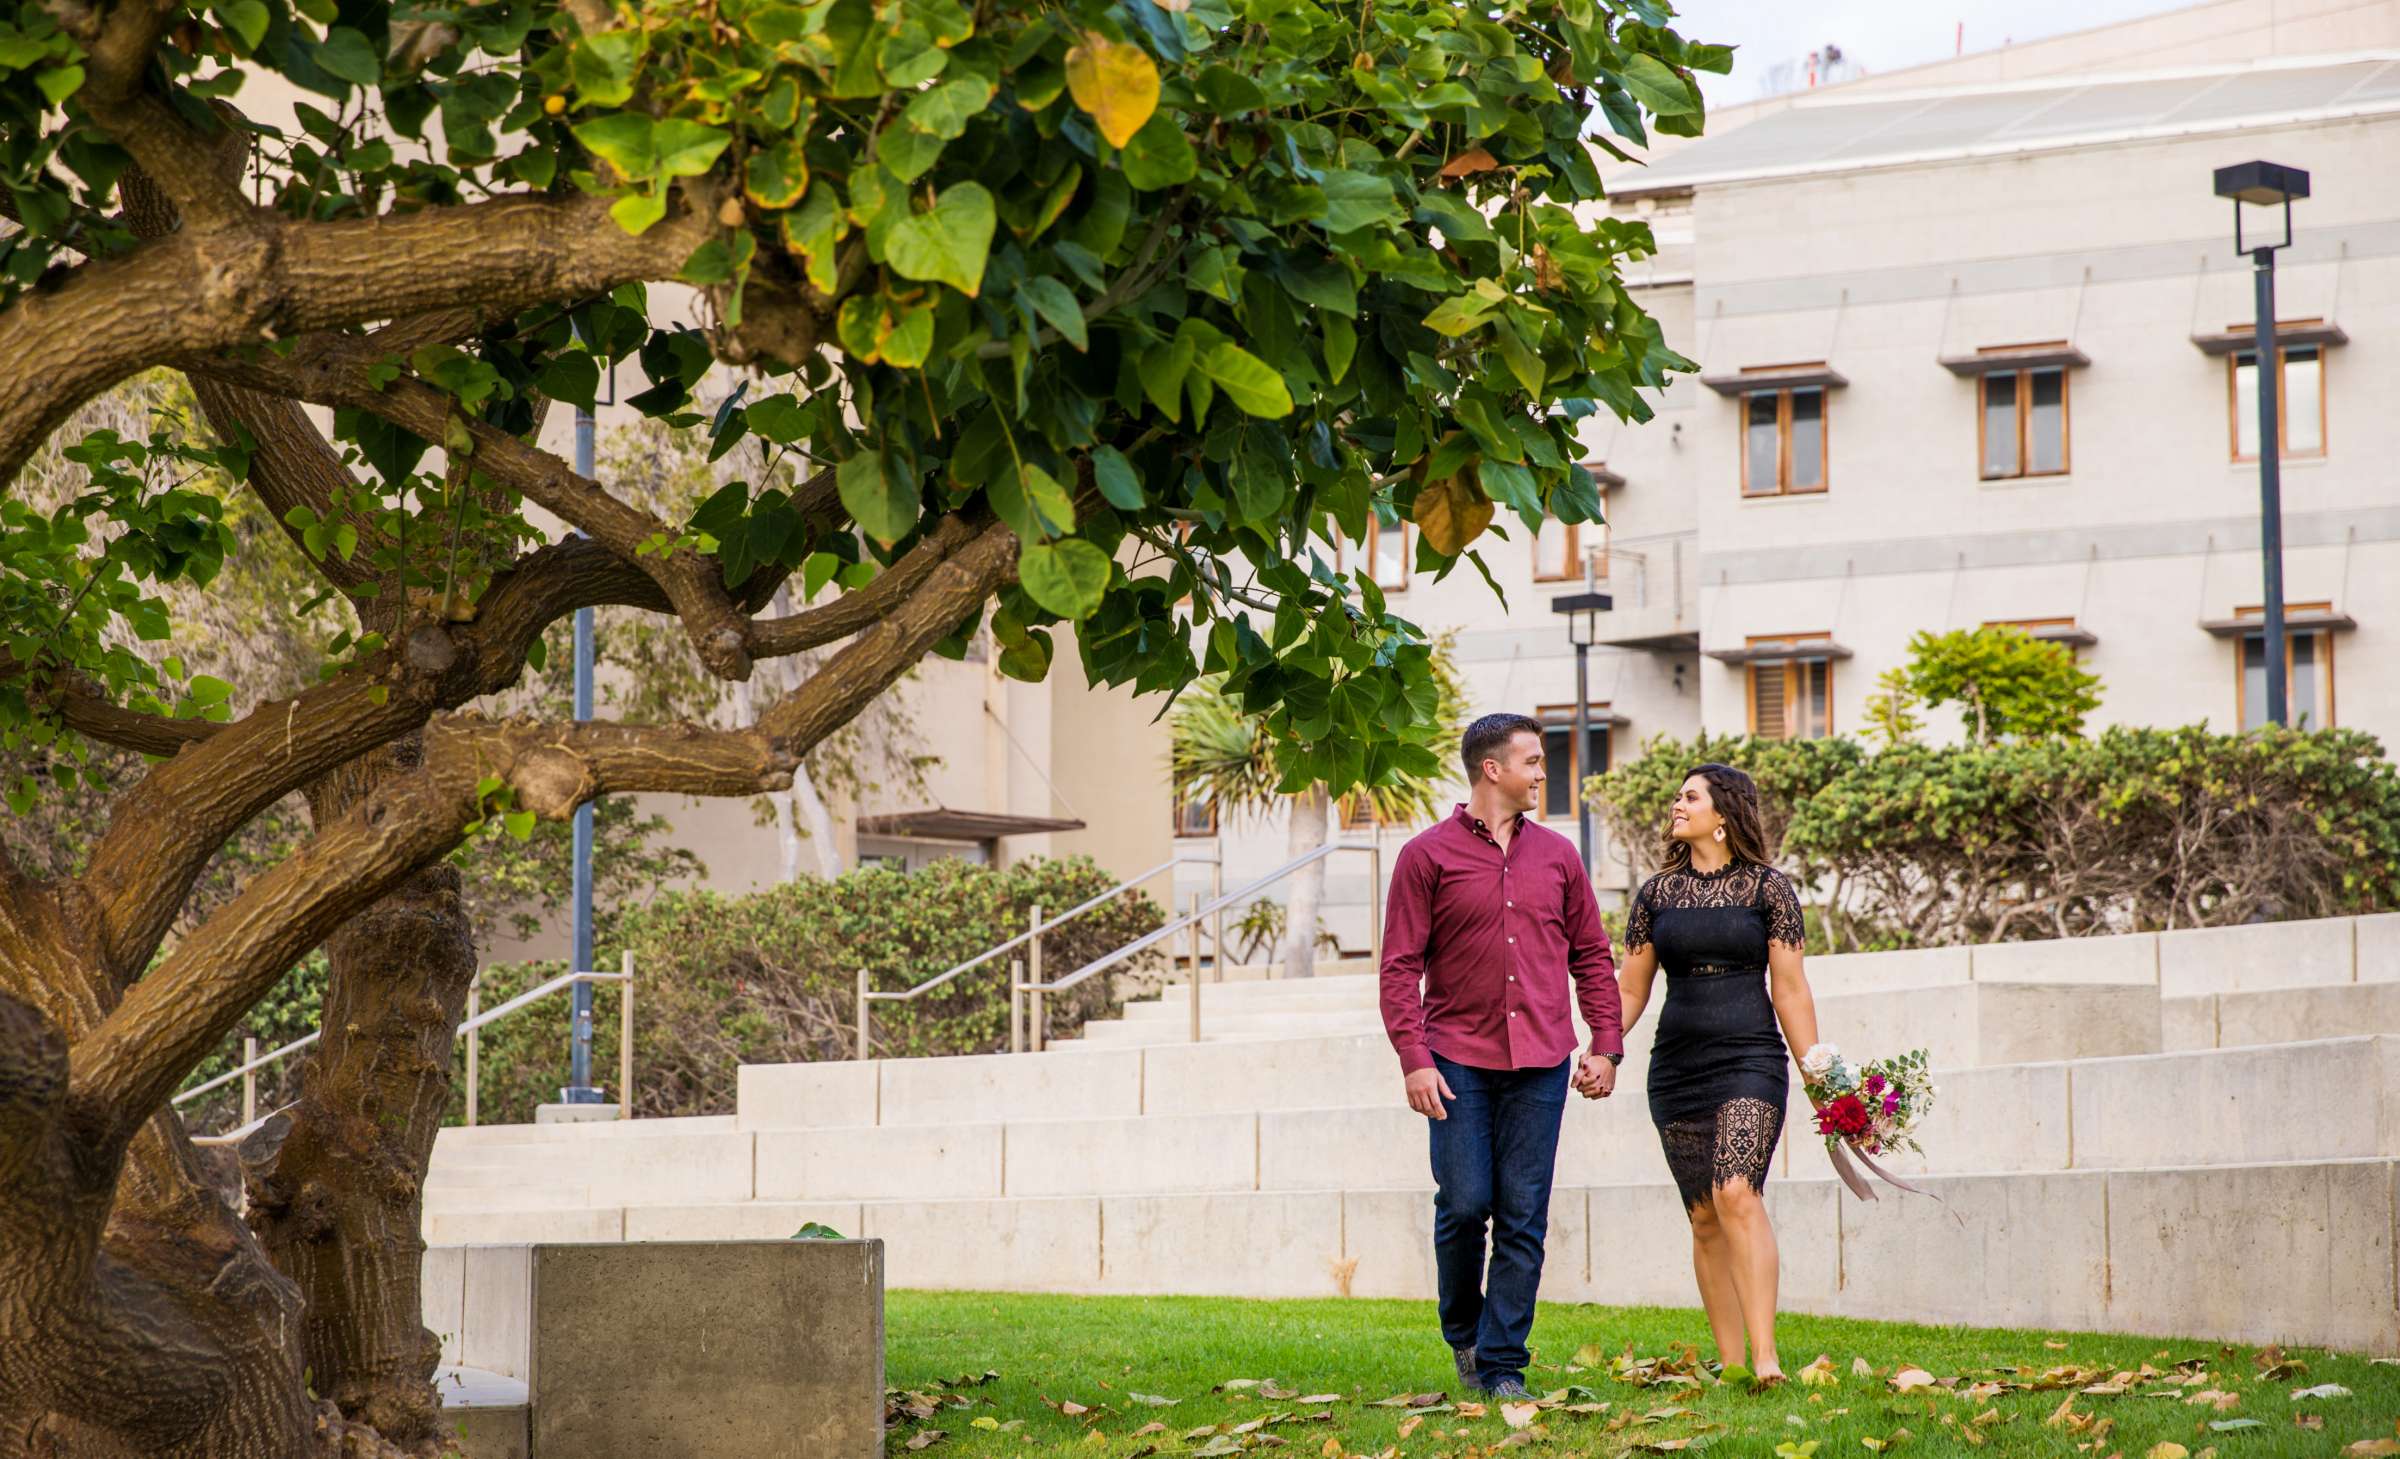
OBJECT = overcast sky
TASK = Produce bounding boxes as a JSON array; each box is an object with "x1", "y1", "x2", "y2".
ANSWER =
[{"x1": 1672, "y1": 0, "x2": 2207, "y2": 104}]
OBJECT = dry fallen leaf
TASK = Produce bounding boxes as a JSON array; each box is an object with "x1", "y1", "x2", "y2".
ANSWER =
[
  {"x1": 1320, "y1": 1438, "x2": 1342, "y2": 1458},
  {"x1": 1437, "y1": 148, "x2": 1501, "y2": 180},
  {"x1": 2292, "y1": 1383, "x2": 2352, "y2": 1400},
  {"x1": 2293, "y1": 1414, "x2": 2325, "y2": 1431},
  {"x1": 1397, "y1": 1415, "x2": 1424, "y2": 1440},
  {"x1": 904, "y1": 1432, "x2": 945, "y2": 1452},
  {"x1": 1133, "y1": 1422, "x2": 1168, "y2": 1437},
  {"x1": 1890, "y1": 1368, "x2": 1937, "y2": 1393},
  {"x1": 1500, "y1": 1401, "x2": 1540, "y2": 1430},
  {"x1": 1798, "y1": 1355, "x2": 1837, "y2": 1388},
  {"x1": 2184, "y1": 1390, "x2": 2239, "y2": 1412},
  {"x1": 1853, "y1": 1358, "x2": 1876, "y2": 1378},
  {"x1": 2343, "y1": 1443, "x2": 2400, "y2": 1457},
  {"x1": 1457, "y1": 1401, "x2": 1488, "y2": 1419},
  {"x1": 2047, "y1": 1341, "x2": 2070, "y2": 1351},
  {"x1": 2145, "y1": 1444, "x2": 2188, "y2": 1459},
  {"x1": 1296, "y1": 1394, "x2": 1343, "y2": 1405}
]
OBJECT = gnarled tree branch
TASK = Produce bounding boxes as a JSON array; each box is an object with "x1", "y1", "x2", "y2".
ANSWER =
[
  {"x1": 65, "y1": 713, "x2": 798, "y2": 1155},
  {"x1": 0, "y1": 186, "x2": 715, "y2": 495},
  {"x1": 748, "y1": 512, "x2": 984, "y2": 659}
]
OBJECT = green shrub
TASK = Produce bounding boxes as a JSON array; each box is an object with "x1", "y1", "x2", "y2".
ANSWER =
[
  {"x1": 448, "y1": 855, "x2": 1164, "y2": 1124},
  {"x1": 1587, "y1": 727, "x2": 2400, "y2": 950}
]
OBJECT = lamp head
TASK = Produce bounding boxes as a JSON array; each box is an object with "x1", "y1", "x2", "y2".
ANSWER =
[
  {"x1": 1550, "y1": 590, "x2": 1612, "y2": 648},
  {"x1": 2212, "y1": 160, "x2": 2310, "y2": 207}
]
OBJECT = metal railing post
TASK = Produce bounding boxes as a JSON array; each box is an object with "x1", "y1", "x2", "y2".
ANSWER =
[
  {"x1": 619, "y1": 951, "x2": 635, "y2": 1121},
  {"x1": 465, "y1": 980, "x2": 480, "y2": 1127},
  {"x1": 1029, "y1": 905, "x2": 1046, "y2": 1053},
  {"x1": 241, "y1": 1037, "x2": 257, "y2": 1127},
  {"x1": 855, "y1": 968, "x2": 871, "y2": 1060},
  {"x1": 1210, "y1": 859, "x2": 1225, "y2": 983},
  {"x1": 1368, "y1": 842, "x2": 1384, "y2": 972},
  {"x1": 1187, "y1": 894, "x2": 1203, "y2": 1043},
  {"x1": 1009, "y1": 959, "x2": 1026, "y2": 1054}
]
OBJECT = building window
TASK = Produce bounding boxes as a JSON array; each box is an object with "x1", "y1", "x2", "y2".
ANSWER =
[
  {"x1": 1983, "y1": 617, "x2": 2084, "y2": 660},
  {"x1": 2233, "y1": 603, "x2": 2335, "y2": 731},
  {"x1": 1174, "y1": 797, "x2": 1218, "y2": 837},
  {"x1": 1741, "y1": 385, "x2": 1827, "y2": 496},
  {"x1": 1367, "y1": 517, "x2": 1409, "y2": 590},
  {"x1": 1536, "y1": 705, "x2": 1610, "y2": 820},
  {"x1": 1979, "y1": 365, "x2": 2068, "y2": 479},
  {"x1": 2231, "y1": 341, "x2": 2326, "y2": 461},
  {"x1": 1746, "y1": 635, "x2": 1834, "y2": 740}
]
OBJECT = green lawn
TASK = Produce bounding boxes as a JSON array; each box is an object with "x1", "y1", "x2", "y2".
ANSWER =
[{"x1": 886, "y1": 1291, "x2": 2400, "y2": 1457}]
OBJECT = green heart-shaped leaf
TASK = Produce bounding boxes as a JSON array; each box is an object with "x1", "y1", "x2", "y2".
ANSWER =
[
  {"x1": 1019, "y1": 539, "x2": 1112, "y2": 620},
  {"x1": 885, "y1": 182, "x2": 996, "y2": 297}
]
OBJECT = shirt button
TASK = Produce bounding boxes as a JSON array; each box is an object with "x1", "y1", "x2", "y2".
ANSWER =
[
  {"x1": 1507, "y1": 937, "x2": 1514, "y2": 944},
  {"x1": 1508, "y1": 975, "x2": 1516, "y2": 982},
  {"x1": 1509, "y1": 1011, "x2": 1518, "y2": 1018}
]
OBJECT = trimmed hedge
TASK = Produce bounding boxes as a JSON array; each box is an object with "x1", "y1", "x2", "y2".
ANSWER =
[
  {"x1": 1587, "y1": 727, "x2": 2400, "y2": 950},
  {"x1": 448, "y1": 855, "x2": 1163, "y2": 1124}
]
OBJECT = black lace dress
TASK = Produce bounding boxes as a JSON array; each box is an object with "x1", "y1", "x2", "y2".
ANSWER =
[{"x1": 1622, "y1": 862, "x2": 1807, "y2": 1211}]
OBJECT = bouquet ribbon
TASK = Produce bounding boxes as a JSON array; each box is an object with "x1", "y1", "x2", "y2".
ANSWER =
[{"x1": 1828, "y1": 1140, "x2": 1963, "y2": 1223}]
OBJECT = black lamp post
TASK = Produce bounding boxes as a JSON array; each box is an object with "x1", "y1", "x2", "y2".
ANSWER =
[
  {"x1": 2213, "y1": 160, "x2": 2309, "y2": 728},
  {"x1": 1550, "y1": 589, "x2": 1612, "y2": 873}
]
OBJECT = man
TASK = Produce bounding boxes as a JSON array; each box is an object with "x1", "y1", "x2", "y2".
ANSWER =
[{"x1": 1379, "y1": 712, "x2": 1625, "y2": 1398}]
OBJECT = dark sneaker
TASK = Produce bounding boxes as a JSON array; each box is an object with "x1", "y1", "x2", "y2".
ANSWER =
[
  {"x1": 1487, "y1": 1376, "x2": 1531, "y2": 1400},
  {"x1": 1452, "y1": 1345, "x2": 1481, "y2": 1392}
]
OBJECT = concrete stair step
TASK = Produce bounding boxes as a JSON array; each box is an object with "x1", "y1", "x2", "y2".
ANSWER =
[
  {"x1": 426, "y1": 1037, "x2": 2398, "y2": 1213},
  {"x1": 425, "y1": 1157, "x2": 2400, "y2": 1356},
  {"x1": 2165, "y1": 979, "x2": 2400, "y2": 1050},
  {"x1": 437, "y1": 1366, "x2": 528, "y2": 1459}
]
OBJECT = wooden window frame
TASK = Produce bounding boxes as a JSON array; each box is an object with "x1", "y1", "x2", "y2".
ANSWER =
[
  {"x1": 1743, "y1": 634, "x2": 1835, "y2": 740},
  {"x1": 1738, "y1": 385, "x2": 1830, "y2": 498},
  {"x1": 2231, "y1": 601, "x2": 2337, "y2": 730},
  {"x1": 1983, "y1": 616, "x2": 2083, "y2": 660},
  {"x1": 1353, "y1": 515, "x2": 1401, "y2": 590},
  {"x1": 1534, "y1": 703, "x2": 1611, "y2": 821},
  {"x1": 1173, "y1": 797, "x2": 1219, "y2": 838},
  {"x1": 1976, "y1": 362, "x2": 2071, "y2": 481},
  {"x1": 2228, "y1": 334, "x2": 2329, "y2": 463}
]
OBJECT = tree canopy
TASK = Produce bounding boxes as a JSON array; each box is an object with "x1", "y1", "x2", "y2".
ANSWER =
[{"x1": 0, "y1": 0, "x2": 1717, "y2": 1452}]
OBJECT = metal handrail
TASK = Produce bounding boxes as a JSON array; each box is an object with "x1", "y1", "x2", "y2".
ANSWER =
[
  {"x1": 859, "y1": 852, "x2": 1221, "y2": 1006},
  {"x1": 176, "y1": 955, "x2": 638, "y2": 1141},
  {"x1": 850, "y1": 852, "x2": 1224, "y2": 1059},
  {"x1": 1016, "y1": 839, "x2": 1384, "y2": 1051}
]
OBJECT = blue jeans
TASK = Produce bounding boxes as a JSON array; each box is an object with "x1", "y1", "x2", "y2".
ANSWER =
[{"x1": 1427, "y1": 1052, "x2": 1571, "y2": 1386}]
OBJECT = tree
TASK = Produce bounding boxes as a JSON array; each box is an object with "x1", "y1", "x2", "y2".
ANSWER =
[
  {"x1": 0, "y1": 0, "x2": 1713, "y2": 1452},
  {"x1": 1873, "y1": 626, "x2": 2104, "y2": 745},
  {"x1": 1173, "y1": 635, "x2": 1465, "y2": 976}
]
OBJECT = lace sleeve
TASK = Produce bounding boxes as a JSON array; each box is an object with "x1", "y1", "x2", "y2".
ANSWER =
[
  {"x1": 1760, "y1": 868, "x2": 1806, "y2": 950},
  {"x1": 1623, "y1": 879, "x2": 1653, "y2": 951}
]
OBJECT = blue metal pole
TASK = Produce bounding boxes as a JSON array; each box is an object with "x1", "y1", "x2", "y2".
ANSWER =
[
  {"x1": 568, "y1": 404, "x2": 600, "y2": 1102},
  {"x1": 2250, "y1": 247, "x2": 2288, "y2": 729}
]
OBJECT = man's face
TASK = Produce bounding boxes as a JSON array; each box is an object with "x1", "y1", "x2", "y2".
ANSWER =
[{"x1": 1482, "y1": 731, "x2": 1546, "y2": 815}]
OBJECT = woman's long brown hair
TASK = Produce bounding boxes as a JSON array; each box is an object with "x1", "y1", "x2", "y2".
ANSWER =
[{"x1": 1658, "y1": 762, "x2": 1775, "y2": 874}]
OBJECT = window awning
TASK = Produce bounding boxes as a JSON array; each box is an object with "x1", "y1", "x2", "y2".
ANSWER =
[
  {"x1": 857, "y1": 808, "x2": 1087, "y2": 841},
  {"x1": 2199, "y1": 608, "x2": 2358, "y2": 638},
  {"x1": 1939, "y1": 344, "x2": 2093, "y2": 377},
  {"x1": 2189, "y1": 321, "x2": 2350, "y2": 356},
  {"x1": 1584, "y1": 464, "x2": 1627, "y2": 491},
  {"x1": 1699, "y1": 363, "x2": 1849, "y2": 397},
  {"x1": 2021, "y1": 622, "x2": 2097, "y2": 647},
  {"x1": 1703, "y1": 640, "x2": 1855, "y2": 665}
]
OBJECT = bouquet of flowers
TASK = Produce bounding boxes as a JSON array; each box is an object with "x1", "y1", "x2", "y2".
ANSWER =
[{"x1": 1799, "y1": 1044, "x2": 1944, "y2": 1205}]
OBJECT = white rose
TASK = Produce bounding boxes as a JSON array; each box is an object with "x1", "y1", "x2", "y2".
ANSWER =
[{"x1": 1800, "y1": 1043, "x2": 1839, "y2": 1078}]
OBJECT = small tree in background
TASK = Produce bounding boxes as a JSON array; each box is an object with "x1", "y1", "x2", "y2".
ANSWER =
[
  {"x1": 1874, "y1": 626, "x2": 2103, "y2": 744},
  {"x1": 1172, "y1": 636, "x2": 1466, "y2": 977}
]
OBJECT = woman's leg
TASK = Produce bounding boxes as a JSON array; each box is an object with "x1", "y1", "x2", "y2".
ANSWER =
[
  {"x1": 1708, "y1": 1179, "x2": 1781, "y2": 1377},
  {"x1": 1685, "y1": 1200, "x2": 1747, "y2": 1368}
]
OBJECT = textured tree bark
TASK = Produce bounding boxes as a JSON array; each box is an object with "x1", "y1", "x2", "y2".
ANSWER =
[
  {"x1": 241, "y1": 745, "x2": 478, "y2": 1453},
  {"x1": 1278, "y1": 784, "x2": 1332, "y2": 980}
]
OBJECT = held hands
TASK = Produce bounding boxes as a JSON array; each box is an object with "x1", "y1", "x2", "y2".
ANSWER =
[
  {"x1": 1573, "y1": 1054, "x2": 1618, "y2": 1100},
  {"x1": 1405, "y1": 1067, "x2": 1455, "y2": 1121}
]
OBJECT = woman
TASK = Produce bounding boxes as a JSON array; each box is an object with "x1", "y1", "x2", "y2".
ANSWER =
[{"x1": 1601, "y1": 763, "x2": 1820, "y2": 1386}]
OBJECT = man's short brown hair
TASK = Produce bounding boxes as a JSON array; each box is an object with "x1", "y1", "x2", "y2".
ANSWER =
[{"x1": 1461, "y1": 713, "x2": 1543, "y2": 782}]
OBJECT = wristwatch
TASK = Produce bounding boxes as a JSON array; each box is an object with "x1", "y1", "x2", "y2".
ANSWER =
[{"x1": 1601, "y1": 1052, "x2": 1623, "y2": 1066}]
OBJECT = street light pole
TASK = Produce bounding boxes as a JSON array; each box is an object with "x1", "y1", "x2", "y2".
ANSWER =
[
  {"x1": 566, "y1": 400, "x2": 600, "y2": 1104},
  {"x1": 2213, "y1": 160, "x2": 2309, "y2": 730},
  {"x1": 1550, "y1": 586, "x2": 1613, "y2": 876},
  {"x1": 2250, "y1": 248, "x2": 2287, "y2": 728}
]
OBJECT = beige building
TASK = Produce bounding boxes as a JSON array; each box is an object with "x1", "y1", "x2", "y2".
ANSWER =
[{"x1": 1189, "y1": 0, "x2": 2400, "y2": 937}]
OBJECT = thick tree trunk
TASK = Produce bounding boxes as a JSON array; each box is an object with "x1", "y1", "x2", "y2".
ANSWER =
[
  {"x1": 243, "y1": 749, "x2": 478, "y2": 1454},
  {"x1": 1278, "y1": 784, "x2": 1331, "y2": 980},
  {"x1": 0, "y1": 885, "x2": 397, "y2": 1459}
]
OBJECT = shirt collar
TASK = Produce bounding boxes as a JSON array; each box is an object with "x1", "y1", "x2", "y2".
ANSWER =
[{"x1": 1451, "y1": 802, "x2": 1525, "y2": 844}]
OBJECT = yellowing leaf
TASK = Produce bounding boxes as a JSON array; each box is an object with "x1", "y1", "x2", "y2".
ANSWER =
[
  {"x1": 2145, "y1": 1445, "x2": 2188, "y2": 1459},
  {"x1": 1798, "y1": 1356, "x2": 1838, "y2": 1388},
  {"x1": 1500, "y1": 1401, "x2": 1540, "y2": 1430},
  {"x1": 1889, "y1": 1368, "x2": 1937, "y2": 1393},
  {"x1": 1413, "y1": 469, "x2": 1491, "y2": 556},
  {"x1": 1397, "y1": 1416, "x2": 1425, "y2": 1440},
  {"x1": 1064, "y1": 35, "x2": 1159, "y2": 148}
]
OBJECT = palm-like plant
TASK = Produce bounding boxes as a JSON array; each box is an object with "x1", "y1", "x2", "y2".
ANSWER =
[{"x1": 1171, "y1": 635, "x2": 1467, "y2": 978}]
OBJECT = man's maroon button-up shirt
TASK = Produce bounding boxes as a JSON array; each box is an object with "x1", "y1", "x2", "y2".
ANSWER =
[{"x1": 1379, "y1": 804, "x2": 1624, "y2": 1075}]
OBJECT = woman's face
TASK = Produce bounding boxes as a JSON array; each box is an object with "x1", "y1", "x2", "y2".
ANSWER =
[{"x1": 1669, "y1": 774, "x2": 1724, "y2": 846}]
